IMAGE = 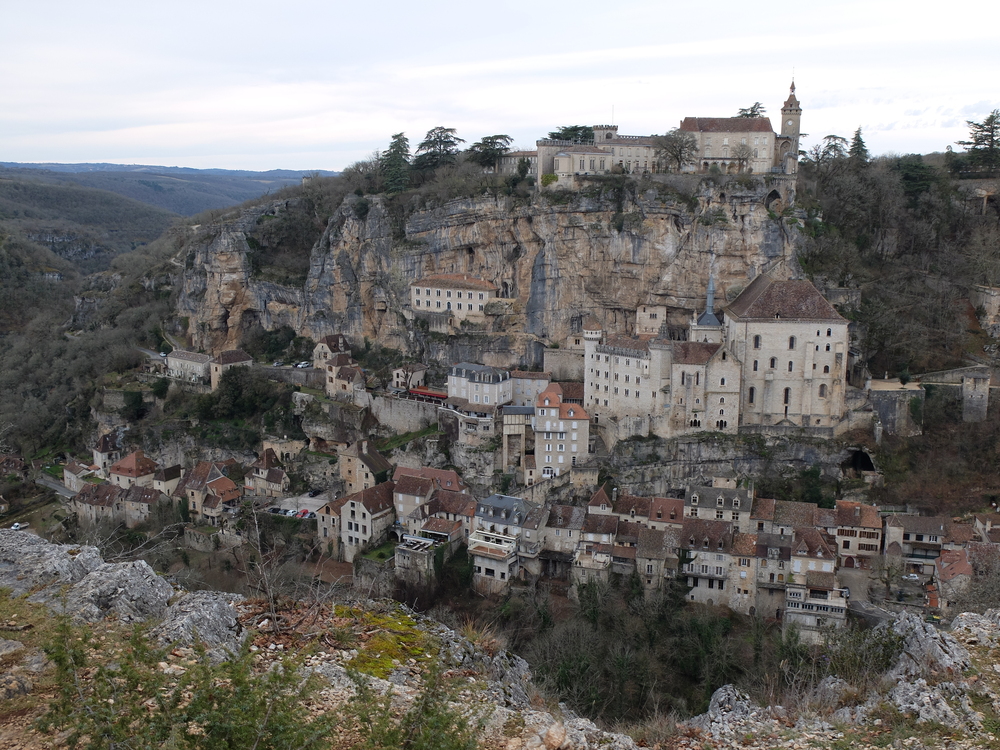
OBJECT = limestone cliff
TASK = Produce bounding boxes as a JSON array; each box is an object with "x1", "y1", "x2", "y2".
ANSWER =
[{"x1": 176, "y1": 176, "x2": 801, "y2": 367}]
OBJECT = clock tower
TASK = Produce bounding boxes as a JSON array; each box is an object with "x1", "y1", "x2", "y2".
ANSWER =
[{"x1": 778, "y1": 81, "x2": 802, "y2": 174}]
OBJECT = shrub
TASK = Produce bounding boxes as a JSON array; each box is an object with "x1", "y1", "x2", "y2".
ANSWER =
[{"x1": 540, "y1": 173, "x2": 559, "y2": 188}]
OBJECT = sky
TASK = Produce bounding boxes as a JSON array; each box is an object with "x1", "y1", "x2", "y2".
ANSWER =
[{"x1": 3, "y1": 0, "x2": 999, "y2": 172}]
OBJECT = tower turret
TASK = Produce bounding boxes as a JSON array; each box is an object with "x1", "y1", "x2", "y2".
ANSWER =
[{"x1": 781, "y1": 81, "x2": 801, "y2": 139}]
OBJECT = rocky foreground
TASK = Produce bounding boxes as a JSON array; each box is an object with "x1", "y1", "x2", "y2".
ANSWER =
[{"x1": 1, "y1": 529, "x2": 999, "y2": 750}]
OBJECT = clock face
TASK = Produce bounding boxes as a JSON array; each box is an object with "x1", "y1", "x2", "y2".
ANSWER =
[{"x1": 786, "y1": 119, "x2": 794, "y2": 125}]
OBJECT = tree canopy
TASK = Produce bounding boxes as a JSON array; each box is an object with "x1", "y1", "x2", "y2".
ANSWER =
[
  {"x1": 957, "y1": 109, "x2": 1000, "y2": 170},
  {"x1": 466, "y1": 134, "x2": 513, "y2": 171},
  {"x1": 736, "y1": 102, "x2": 767, "y2": 118},
  {"x1": 652, "y1": 129, "x2": 699, "y2": 172},
  {"x1": 848, "y1": 127, "x2": 870, "y2": 169},
  {"x1": 547, "y1": 125, "x2": 594, "y2": 143},
  {"x1": 413, "y1": 127, "x2": 465, "y2": 171},
  {"x1": 380, "y1": 132, "x2": 411, "y2": 193}
]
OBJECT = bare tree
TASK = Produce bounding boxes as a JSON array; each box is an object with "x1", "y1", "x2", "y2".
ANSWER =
[
  {"x1": 870, "y1": 553, "x2": 905, "y2": 600},
  {"x1": 731, "y1": 143, "x2": 753, "y2": 173},
  {"x1": 652, "y1": 129, "x2": 699, "y2": 172}
]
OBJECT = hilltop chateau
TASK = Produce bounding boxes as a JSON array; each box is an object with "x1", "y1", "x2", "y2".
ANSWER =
[{"x1": 499, "y1": 82, "x2": 802, "y2": 181}]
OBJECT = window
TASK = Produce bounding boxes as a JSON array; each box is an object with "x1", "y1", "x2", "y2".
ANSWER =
[
  {"x1": 789, "y1": 336, "x2": 796, "y2": 350},
  {"x1": 788, "y1": 361, "x2": 793, "y2": 372},
  {"x1": 754, "y1": 335, "x2": 761, "y2": 349},
  {"x1": 753, "y1": 360, "x2": 758, "y2": 372},
  {"x1": 823, "y1": 365, "x2": 830, "y2": 373},
  {"x1": 819, "y1": 384, "x2": 827, "y2": 398},
  {"x1": 770, "y1": 357, "x2": 776, "y2": 368},
  {"x1": 720, "y1": 378, "x2": 726, "y2": 386},
  {"x1": 827, "y1": 328, "x2": 832, "y2": 336},
  {"x1": 783, "y1": 388, "x2": 791, "y2": 405}
]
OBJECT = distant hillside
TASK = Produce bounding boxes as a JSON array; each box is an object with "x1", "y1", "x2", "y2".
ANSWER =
[
  {"x1": 0, "y1": 163, "x2": 339, "y2": 216},
  {"x1": 0, "y1": 174, "x2": 179, "y2": 272}
]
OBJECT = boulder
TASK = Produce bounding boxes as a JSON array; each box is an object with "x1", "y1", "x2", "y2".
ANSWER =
[
  {"x1": 888, "y1": 610, "x2": 970, "y2": 679},
  {"x1": 60, "y1": 561, "x2": 173, "y2": 623},
  {"x1": 150, "y1": 590, "x2": 245, "y2": 659},
  {"x1": 0, "y1": 531, "x2": 103, "y2": 598}
]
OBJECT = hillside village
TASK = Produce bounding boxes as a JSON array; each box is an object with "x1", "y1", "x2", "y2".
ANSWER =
[
  {"x1": 41, "y1": 256, "x2": 998, "y2": 650},
  {"x1": 2, "y1": 84, "x2": 999, "y2": 728}
]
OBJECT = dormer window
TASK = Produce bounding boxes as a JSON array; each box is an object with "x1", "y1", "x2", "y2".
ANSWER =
[
  {"x1": 691, "y1": 494, "x2": 699, "y2": 505},
  {"x1": 702, "y1": 539, "x2": 709, "y2": 549},
  {"x1": 733, "y1": 498, "x2": 740, "y2": 508},
  {"x1": 717, "y1": 540, "x2": 723, "y2": 550},
  {"x1": 689, "y1": 537, "x2": 695, "y2": 547},
  {"x1": 717, "y1": 496, "x2": 724, "y2": 507},
  {"x1": 600, "y1": 503, "x2": 607, "y2": 511}
]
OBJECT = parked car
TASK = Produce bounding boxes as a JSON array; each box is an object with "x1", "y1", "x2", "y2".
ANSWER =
[
  {"x1": 307, "y1": 488, "x2": 322, "y2": 498},
  {"x1": 10, "y1": 522, "x2": 26, "y2": 530},
  {"x1": 306, "y1": 511, "x2": 316, "y2": 519},
  {"x1": 296, "y1": 509, "x2": 310, "y2": 518},
  {"x1": 283, "y1": 509, "x2": 296, "y2": 517},
  {"x1": 159, "y1": 351, "x2": 168, "y2": 358},
  {"x1": 267, "y1": 507, "x2": 282, "y2": 514},
  {"x1": 273, "y1": 361, "x2": 285, "y2": 367},
  {"x1": 903, "y1": 573, "x2": 920, "y2": 581}
]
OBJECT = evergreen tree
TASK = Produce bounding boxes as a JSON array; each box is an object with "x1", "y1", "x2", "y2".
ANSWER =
[
  {"x1": 466, "y1": 134, "x2": 513, "y2": 171},
  {"x1": 413, "y1": 127, "x2": 464, "y2": 172},
  {"x1": 957, "y1": 109, "x2": 1000, "y2": 170},
  {"x1": 848, "y1": 127, "x2": 869, "y2": 169},
  {"x1": 380, "y1": 132, "x2": 411, "y2": 193},
  {"x1": 547, "y1": 125, "x2": 594, "y2": 142},
  {"x1": 736, "y1": 102, "x2": 766, "y2": 118}
]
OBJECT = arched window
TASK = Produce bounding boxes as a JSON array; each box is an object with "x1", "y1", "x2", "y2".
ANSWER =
[
  {"x1": 827, "y1": 328, "x2": 832, "y2": 337},
  {"x1": 819, "y1": 384, "x2": 828, "y2": 398},
  {"x1": 753, "y1": 360, "x2": 758, "y2": 372},
  {"x1": 748, "y1": 387, "x2": 755, "y2": 404},
  {"x1": 753, "y1": 335, "x2": 761, "y2": 349},
  {"x1": 720, "y1": 378, "x2": 726, "y2": 386},
  {"x1": 823, "y1": 365, "x2": 830, "y2": 373},
  {"x1": 783, "y1": 388, "x2": 791, "y2": 405},
  {"x1": 788, "y1": 336, "x2": 796, "y2": 350},
  {"x1": 720, "y1": 397, "x2": 725, "y2": 404},
  {"x1": 769, "y1": 358, "x2": 776, "y2": 369},
  {"x1": 788, "y1": 361, "x2": 794, "y2": 372}
]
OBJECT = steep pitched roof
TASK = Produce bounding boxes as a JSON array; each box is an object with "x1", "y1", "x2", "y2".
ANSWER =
[
  {"x1": 426, "y1": 489, "x2": 476, "y2": 518},
  {"x1": 345, "y1": 481, "x2": 395, "y2": 516},
  {"x1": 213, "y1": 349, "x2": 253, "y2": 365},
  {"x1": 95, "y1": 433, "x2": 121, "y2": 453},
  {"x1": 394, "y1": 474, "x2": 436, "y2": 498},
  {"x1": 124, "y1": 485, "x2": 163, "y2": 506},
  {"x1": 392, "y1": 466, "x2": 468, "y2": 492},
  {"x1": 836, "y1": 501, "x2": 881, "y2": 529},
  {"x1": 773, "y1": 500, "x2": 819, "y2": 529},
  {"x1": 109, "y1": 450, "x2": 158, "y2": 479},
  {"x1": 681, "y1": 518, "x2": 733, "y2": 552},
  {"x1": 649, "y1": 497, "x2": 684, "y2": 522},
  {"x1": 252, "y1": 448, "x2": 282, "y2": 470},
  {"x1": 547, "y1": 504, "x2": 586, "y2": 530},
  {"x1": 582, "y1": 514, "x2": 618, "y2": 535},
  {"x1": 344, "y1": 441, "x2": 393, "y2": 475},
  {"x1": 673, "y1": 342, "x2": 721, "y2": 365},
  {"x1": 75, "y1": 483, "x2": 124, "y2": 508},
  {"x1": 725, "y1": 275, "x2": 844, "y2": 322},
  {"x1": 679, "y1": 117, "x2": 775, "y2": 134},
  {"x1": 613, "y1": 494, "x2": 651, "y2": 519}
]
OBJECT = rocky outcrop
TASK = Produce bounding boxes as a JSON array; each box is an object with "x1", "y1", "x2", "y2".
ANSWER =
[
  {"x1": 176, "y1": 178, "x2": 801, "y2": 363},
  {"x1": 149, "y1": 590, "x2": 246, "y2": 659}
]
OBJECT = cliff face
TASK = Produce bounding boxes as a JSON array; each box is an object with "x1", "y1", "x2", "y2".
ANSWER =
[{"x1": 176, "y1": 177, "x2": 800, "y2": 364}]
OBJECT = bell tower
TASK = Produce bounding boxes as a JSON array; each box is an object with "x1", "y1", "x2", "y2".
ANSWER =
[
  {"x1": 779, "y1": 81, "x2": 802, "y2": 173},
  {"x1": 780, "y1": 81, "x2": 801, "y2": 141}
]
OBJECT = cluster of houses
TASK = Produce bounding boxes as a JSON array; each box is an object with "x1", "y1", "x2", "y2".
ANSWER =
[{"x1": 63, "y1": 436, "x2": 291, "y2": 530}]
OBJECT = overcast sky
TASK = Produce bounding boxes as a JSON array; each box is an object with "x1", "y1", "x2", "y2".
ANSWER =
[{"x1": 3, "y1": 0, "x2": 998, "y2": 171}]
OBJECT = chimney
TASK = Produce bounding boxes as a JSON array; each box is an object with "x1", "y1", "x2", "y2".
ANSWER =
[{"x1": 612, "y1": 487, "x2": 618, "y2": 503}]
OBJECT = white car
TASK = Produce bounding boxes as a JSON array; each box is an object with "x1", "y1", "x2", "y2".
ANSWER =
[
  {"x1": 903, "y1": 573, "x2": 920, "y2": 581},
  {"x1": 10, "y1": 522, "x2": 27, "y2": 530},
  {"x1": 295, "y1": 361, "x2": 311, "y2": 369}
]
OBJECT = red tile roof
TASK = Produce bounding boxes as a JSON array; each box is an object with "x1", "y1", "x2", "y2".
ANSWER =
[
  {"x1": 110, "y1": 450, "x2": 158, "y2": 479},
  {"x1": 679, "y1": 117, "x2": 775, "y2": 134}
]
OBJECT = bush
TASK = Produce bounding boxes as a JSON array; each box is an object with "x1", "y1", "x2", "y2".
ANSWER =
[
  {"x1": 38, "y1": 617, "x2": 337, "y2": 750},
  {"x1": 150, "y1": 377, "x2": 169, "y2": 399},
  {"x1": 540, "y1": 173, "x2": 559, "y2": 188}
]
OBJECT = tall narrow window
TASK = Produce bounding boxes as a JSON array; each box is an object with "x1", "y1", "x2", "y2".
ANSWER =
[
  {"x1": 783, "y1": 388, "x2": 791, "y2": 405},
  {"x1": 788, "y1": 361, "x2": 793, "y2": 372},
  {"x1": 753, "y1": 360, "x2": 758, "y2": 372},
  {"x1": 819, "y1": 384, "x2": 828, "y2": 398},
  {"x1": 753, "y1": 335, "x2": 761, "y2": 349},
  {"x1": 788, "y1": 336, "x2": 796, "y2": 350},
  {"x1": 770, "y1": 358, "x2": 776, "y2": 369},
  {"x1": 748, "y1": 387, "x2": 755, "y2": 404}
]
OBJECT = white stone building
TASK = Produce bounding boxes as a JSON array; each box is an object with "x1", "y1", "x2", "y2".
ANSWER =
[{"x1": 410, "y1": 274, "x2": 498, "y2": 320}]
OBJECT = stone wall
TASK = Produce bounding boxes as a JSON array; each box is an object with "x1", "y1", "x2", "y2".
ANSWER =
[
  {"x1": 369, "y1": 394, "x2": 439, "y2": 434},
  {"x1": 543, "y1": 348, "x2": 584, "y2": 381},
  {"x1": 183, "y1": 527, "x2": 243, "y2": 553}
]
